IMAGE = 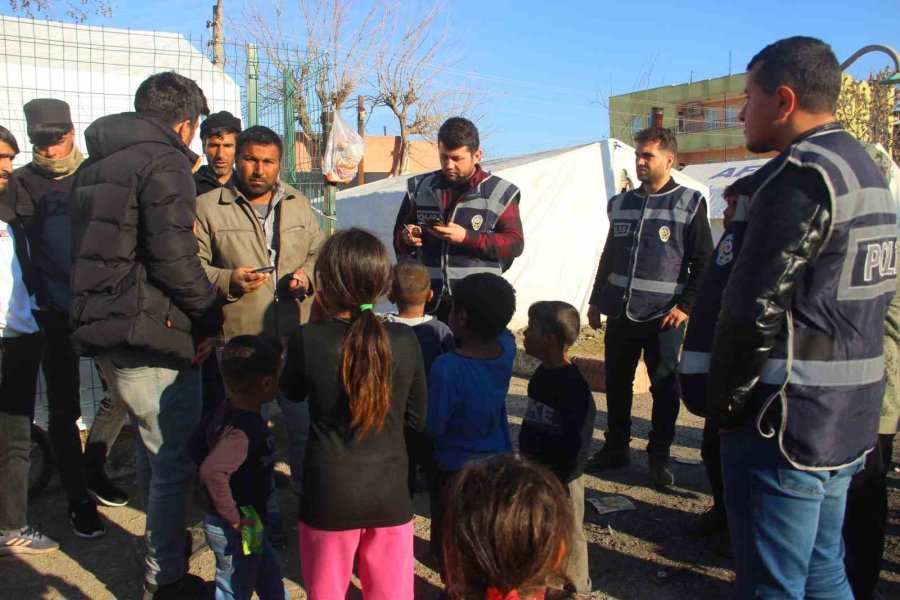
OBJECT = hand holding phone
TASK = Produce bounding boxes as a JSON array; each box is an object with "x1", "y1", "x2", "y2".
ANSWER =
[{"x1": 251, "y1": 266, "x2": 276, "y2": 274}]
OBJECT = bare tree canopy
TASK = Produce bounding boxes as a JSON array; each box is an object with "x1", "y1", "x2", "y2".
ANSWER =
[
  {"x1": 373, "y1": 3, "x2": 479, "y2": 174},
  {"x1": 239, "y1": 0, "x2": 391, "y2": 149},
  {"x1": 7, "y1": 0, "x2": 112, "y2": 22}
]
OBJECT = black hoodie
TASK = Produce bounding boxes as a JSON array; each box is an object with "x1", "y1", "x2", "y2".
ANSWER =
[{"x1": 70, "y1": 113, "x2": 223, "y2": 364}]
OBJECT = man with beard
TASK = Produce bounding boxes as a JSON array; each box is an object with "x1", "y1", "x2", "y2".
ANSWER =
[
  {"x1": 195, "y1": 125, "x2": 324, "y2": 543},
  {"x1": 709, "y1": 37, "x2": 895, "y2": 598},
  {"x1": 393, "y1": 117, "x2": 524, "y2": 322},
  {"x1": 194, "y1": 110, "x2": 240, "y2": 196},
  {"x1": 585, "y1": 126, "x2": 712, "y2": 488},
  {"x1": 0, "y1": 125, "x2": 59, "y2": 556}
]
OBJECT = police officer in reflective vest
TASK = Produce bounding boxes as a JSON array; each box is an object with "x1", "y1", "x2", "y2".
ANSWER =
[
  {"x1": 708, "y1": 37, "x2": 896, "y2": 598},
  {"x1": 393, "y1": 117, "x2": 524, "y2": 321},
  {"x1": 677, "y1": 174, "x2": 757, "y2": 541},
  {"x1": 586, "y1": 126, "x2": 713, "y2": 488}
]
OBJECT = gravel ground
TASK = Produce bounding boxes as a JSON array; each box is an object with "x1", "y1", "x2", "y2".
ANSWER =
[{"x1": 3, "y1": 376, "x2": 898, "y2": 599}]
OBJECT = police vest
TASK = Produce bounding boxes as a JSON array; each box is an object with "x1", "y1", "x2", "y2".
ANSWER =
[
  {"x1": 749, "y1": 128, "x2": 896, "y2": 470},
  {"x1": 596, "y1": 184, "x2": 706, "y2": 321},
  {"x1": 678, "y1": 194, "x2": 754, "y2": 417},
  {"x1": 409, "y1": 171, "x2": 520, "y2": 299}
]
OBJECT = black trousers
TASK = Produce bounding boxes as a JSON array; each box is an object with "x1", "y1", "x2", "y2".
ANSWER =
[
  {"x1": 603, "y1": 316, "x2": 684, "y2": 455},
  {"x1": 701, "y1": 420, "x2": 726, "y2": 521},
  {"x1": 41, "y1": 325, "x2": 90, "y2": 504},
  {"x1": 843, "y1": 432, "x2": 894, "y2": 600}
]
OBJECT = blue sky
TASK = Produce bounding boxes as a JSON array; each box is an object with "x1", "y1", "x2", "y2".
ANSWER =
[{"x1": 2, "y1": 0, "x2": 898, "y2": 158}]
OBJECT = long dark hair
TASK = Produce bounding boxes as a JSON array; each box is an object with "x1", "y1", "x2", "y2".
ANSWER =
[
  {"x1": 443, "y1": 456, "x2": 574, "y2": 599},
  {"x1": 314, "y1": 228, "x2": 393, "y2": 438}
]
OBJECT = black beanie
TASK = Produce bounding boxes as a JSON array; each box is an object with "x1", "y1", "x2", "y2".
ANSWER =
[
  {"x1": 200, "y1": 111, "x2": 242, "y2": 139},
  {"x1": 23, "y1": 98, "x2": 73, "y2": 137}
]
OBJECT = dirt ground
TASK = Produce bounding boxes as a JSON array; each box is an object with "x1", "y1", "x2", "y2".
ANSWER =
[{"x1": 3, "y1": 377, "x2": 899, "y2": 599}]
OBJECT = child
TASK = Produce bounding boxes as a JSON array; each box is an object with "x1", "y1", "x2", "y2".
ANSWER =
[
  {"x1": 442, "y1": 455, "x2": 574, "y2": 600},
  {"x1": 386, "y1": 259, "x2": 455, "y2": 496},
  {"x1": 188, "y1": 335, "x2": 288, "y2": 600},
  {"x1": 279, "y1": 228, "x2": 428, "y2": 600},
  {"x1": 425, "y1": 272, "x2": 517, "y2": 565},
  {"x1": 386, "y1": 259, "x2": 455, "y2": 373},
  {"x1": 520, "y1": 301, "x2": 596, "y2": 599}
]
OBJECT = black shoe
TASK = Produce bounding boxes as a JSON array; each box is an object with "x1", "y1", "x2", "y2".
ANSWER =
[
  {"x1": 585, "y1": 444, "x2": 630, "y2": 471},
  {"x1": 86, "y1": 471, "x2": 129, "y2": 507},
  {"x1": 648, "y1": 453, "x2": 674, "y2": 487},
  {"x1": 69, "y1": 500, "x2": 106, "y2": 539},
  {"x1": 266, "y1": 518, "x2": 289, "y2": 548},
  {"x1": 142, "y1": 573, "x2": 208, "y2": 600},
  {"x1": 688, "y1": 507, "x2": 727, "y2": 536}
]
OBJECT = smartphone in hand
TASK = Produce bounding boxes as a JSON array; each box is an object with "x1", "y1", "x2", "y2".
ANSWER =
[{"x1": 251, "y1": 266, "x2": 276, "y2": 274}]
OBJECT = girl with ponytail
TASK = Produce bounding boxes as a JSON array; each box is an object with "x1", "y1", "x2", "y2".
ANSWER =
[{"x1": 280, "y1": 228, "x2": 428, "y2": 600}]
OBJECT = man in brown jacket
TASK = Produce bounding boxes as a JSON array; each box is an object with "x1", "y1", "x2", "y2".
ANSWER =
[{"x1": 195, "y1": 125, "x2": 325, "y2": 540}]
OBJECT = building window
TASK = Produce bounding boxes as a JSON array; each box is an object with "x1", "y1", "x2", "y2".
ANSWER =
[
  {"x1": 705, "y1": 108, "x2": 719, "y2": 131},
  {"x1": 725, "y1": 105, "x2": 739, "y2": 127},
  {"x1": 630, "y1": 116, "x2": 643, "y2": 135}
]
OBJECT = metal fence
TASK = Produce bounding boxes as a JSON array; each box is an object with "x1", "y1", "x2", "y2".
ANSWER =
[{"x1": 0, "y1": 16, "x2": 333, "y2": 423}]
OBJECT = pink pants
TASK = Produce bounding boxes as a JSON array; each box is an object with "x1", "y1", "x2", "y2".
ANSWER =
[{"x1": 298, "y1": 520, "x2": 414, "y2": 600}]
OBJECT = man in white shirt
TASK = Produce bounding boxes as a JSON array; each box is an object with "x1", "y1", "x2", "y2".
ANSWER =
[{"x1": 0, "y1": 125, "x2": 59, "y2": 555}]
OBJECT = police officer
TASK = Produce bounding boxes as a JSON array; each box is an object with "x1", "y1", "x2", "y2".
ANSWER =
[
  {"x1": 586, "y1": 126, "x2": 712, "y2": 487},
  {"x1": 393, "y1": 117, "x2": 524, "y2": 321},
  {"x1": 709, "y1": 37, "x2": 895, "y2": 598}
]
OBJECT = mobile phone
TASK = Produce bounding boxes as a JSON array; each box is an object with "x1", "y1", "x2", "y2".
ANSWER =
[
  {"x1": 251, "y1": 266, "x2": 276, "y2": 274},
  {"x1": 424, "y1": 217, "x2": 445, "y2": 228}
]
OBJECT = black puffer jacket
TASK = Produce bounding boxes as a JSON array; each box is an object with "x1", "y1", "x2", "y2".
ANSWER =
[{"x1": 70, "y1": 113, "x2": 223, "y2": 363}]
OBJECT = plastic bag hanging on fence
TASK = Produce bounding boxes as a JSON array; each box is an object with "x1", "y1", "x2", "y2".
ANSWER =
[{"x1": 323, "y1": 111, "x2": 365, "y2": 184}]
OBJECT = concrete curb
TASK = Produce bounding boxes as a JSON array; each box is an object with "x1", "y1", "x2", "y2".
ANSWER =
[{"x1": 513, "y1": 346, "x2": 651, "y2": 394}]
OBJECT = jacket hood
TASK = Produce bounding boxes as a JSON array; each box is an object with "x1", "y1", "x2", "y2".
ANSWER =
[{"x1": 84, "y1": 113, "x2": 199, "y2": 165}]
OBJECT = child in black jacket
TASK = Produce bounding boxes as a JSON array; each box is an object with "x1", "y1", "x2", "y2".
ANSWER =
[{"x1": 520, "y1": 301, "x2": 596, "y2": 599}]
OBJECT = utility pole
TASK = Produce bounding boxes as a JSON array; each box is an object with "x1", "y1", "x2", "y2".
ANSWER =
[
  {"x1": 322, "y1": 109, "x2": 337, "y2": 235},
  {"x1": 208, "y1": 0, "x2": 224, "y2": 67},
  {"x1": 357, "y1": 95, "x2": 366, "y2": 186}
]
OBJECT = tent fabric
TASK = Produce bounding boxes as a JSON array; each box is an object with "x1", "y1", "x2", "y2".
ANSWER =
[
  {"x1": 336, "y1": 139, "x2": 709, "y2": 329},
  {"x1": 0, "y1": 16, "x2": 242, "y2": 166}
]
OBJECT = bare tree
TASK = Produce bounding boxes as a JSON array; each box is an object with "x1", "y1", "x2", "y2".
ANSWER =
[
  {"x1": 240, "y1": 0, "x2": 390, "y2": 154},
  {"x1": 373, "y1": 4, "x2": 478, "y2": 175},
  {"x1": 7, "y1": 0, "x2": 112, "y2": 21}
]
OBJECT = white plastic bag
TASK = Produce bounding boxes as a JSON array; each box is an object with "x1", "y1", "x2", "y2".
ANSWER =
[{"x1": 323, "y1": 111, "x2": 365, "y2": 184}]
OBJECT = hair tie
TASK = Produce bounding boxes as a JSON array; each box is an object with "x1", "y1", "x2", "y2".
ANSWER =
[
  {"x1": 486, "y1": 587, "x2": 520, "y2": 600},
  {"x1": 359, "y1": 303, "x2": 374, "y2": 312}
]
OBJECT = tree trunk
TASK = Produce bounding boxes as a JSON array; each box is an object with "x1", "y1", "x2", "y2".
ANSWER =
[{"x1": 397, "y1": 120, "x2": 411, "y2": 175}]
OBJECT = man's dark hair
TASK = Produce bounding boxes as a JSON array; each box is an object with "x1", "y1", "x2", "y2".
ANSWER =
[
  {"x1": 29, "y1": 123, "x2": 73, "y2": 148},
  {"x1": 202, "y1": 126, "x2": 241, "y2": 142},
  {"x1": 236, "y1": 125, "x2": 283, "y2": 158},
  {"x1": 747, "y1": 37, "x2": 841, "y2": 114},
  {"x1": 220, "y1": 335, "x2": 284, "y2": 395},
  {"x1": 438, "y1": 117, "x2": 480, "y2": 152},
  {"x1": 633, "y1": 126, "x2": 677, "y2": 155},
  {"x1": 451, "y1": 273, "x2": 515, "y2": 340},
  {"x1": 134, "y1": 71, "x2": 210, "y2": 126},
  {"x1": 723, "y1": 175, "x2": 755, "y2": 199},
  {"x1": 0, "y1": 125, "x2": 20, "y2": 154},
  {"x1": 528, "y1": 301, "x2": 580, "y2": 348},
  {"x1": 200, "y1": 110, "x2": 242, "y2": 142}
]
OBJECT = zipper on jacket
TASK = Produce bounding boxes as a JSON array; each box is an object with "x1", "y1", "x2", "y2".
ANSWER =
[{"x1": 625, "y1": 191, "x2": 648, "y2": 316}]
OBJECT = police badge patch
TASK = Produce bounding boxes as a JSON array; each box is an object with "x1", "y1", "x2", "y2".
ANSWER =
[
  {"x1": 716, "y1": 233, "x2": 735, "y2": 266},
  {"x1": 471, "y1": 215, "x2": 484, "y2": 231},
  {"x1": 658, "y1": 226, "x2": 671, "y2": 242}
]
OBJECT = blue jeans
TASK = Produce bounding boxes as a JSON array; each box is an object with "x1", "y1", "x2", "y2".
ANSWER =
[
  {"x1": 203, "y1": 514, "x2": 288, "y2": 600},
  {"x1": 721, "y1": 423, "x2": 863, "y2": 599},
  {"x1": 98, "y1": 356, "x2": 201, "y2": 586}
]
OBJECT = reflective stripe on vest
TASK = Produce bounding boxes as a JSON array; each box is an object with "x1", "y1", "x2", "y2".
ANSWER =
[
  {"x1": 606, "y1": 273, "x2": 685, "y2": 295},
  {"x1": 758, "y1": 356, "x2": 885, "y2": 387}
]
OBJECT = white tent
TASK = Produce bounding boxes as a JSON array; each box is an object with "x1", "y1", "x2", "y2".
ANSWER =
[
  {"x1": 0, "y1": 16, "x2": 242, "y2": 164},
  {"x1": 336, "y1": 139, "x2": 709, "y2": 328},
  {"x1": 682, "y1": 146, "x2": 900, "y2": 242}
]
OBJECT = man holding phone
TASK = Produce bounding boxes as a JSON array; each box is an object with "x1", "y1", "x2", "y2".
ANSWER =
[
  {"x1": 195, "y1": 125, "x2": 324, "y2": 532},
  {"x1": 393, "y1": 117, "x2": 524, "y2": 321}
]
